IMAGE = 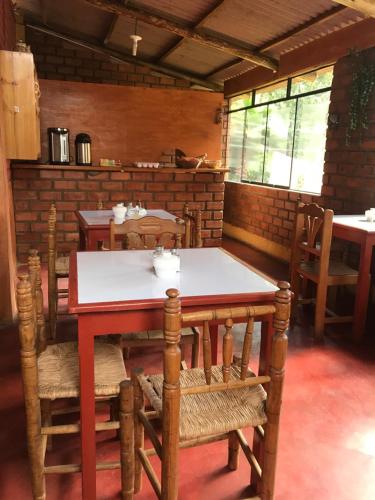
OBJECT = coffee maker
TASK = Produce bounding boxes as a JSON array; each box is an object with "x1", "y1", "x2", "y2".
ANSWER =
[{"x1": 48, "y1": 128, "x2": 70, "y2": 164}]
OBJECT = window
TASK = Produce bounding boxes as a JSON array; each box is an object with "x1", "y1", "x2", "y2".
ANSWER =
[{"x1": 226, "y1": 66, "x2": 333, "y2": 193}]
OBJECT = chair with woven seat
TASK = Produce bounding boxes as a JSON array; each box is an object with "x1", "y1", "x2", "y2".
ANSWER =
[
  {"x1": 19, "y1": 250, "x2": 132, "y2": 499},
  {"x1": 290, "y1": 202, "x2": 359, "y2": 339},
  {"x1": 122, "y1": 282, "x2": 291, "y2": 499},
  {"x1": 47, "y1": 202, "x2": 69, "y2": 339},
  {"x1": 110, "y1": 214, "x2": 200, "y2": 368}
]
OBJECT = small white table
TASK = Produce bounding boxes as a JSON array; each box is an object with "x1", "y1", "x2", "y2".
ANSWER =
[
  {"x1": 333, "y1": 215, "x2": 375, "y2": 340},
  {"x1": 68, "y1": 247, "x2": 278, "y2": 499},
  {"x1": 76, "y1": 209, "x2": 176, "y2": 250}
]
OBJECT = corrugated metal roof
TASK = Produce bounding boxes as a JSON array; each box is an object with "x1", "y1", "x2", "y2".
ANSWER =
[
  {"x1": 17, "y1": 0, "x2": 369, "y2": 87},
  {"x1": 133, "y1": 0, "x2": 221, "y2": 25},
  {"x1": 108, "y1": 17, "x2": 177, "y2": 60},
  {"x1": 162, "y1": 39, "x2": 234, "y2": 75}
]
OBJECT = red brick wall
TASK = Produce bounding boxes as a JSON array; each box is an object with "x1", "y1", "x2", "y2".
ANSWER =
[
  {"x1": 26, "y1": 27, "x2": 193, "y2": 90},
  {"x1": 0, "y1": 0, "x2": 15, "y2": 51},
  {"x1": 12, "y1": 166, "x2": 225, "y2": 262},
  {"x1": 322, "y1": 47, "x2": 375, "y2": 213},
  {"x1": 224, "y1": 182, "x2": 320, "y2": 250}
]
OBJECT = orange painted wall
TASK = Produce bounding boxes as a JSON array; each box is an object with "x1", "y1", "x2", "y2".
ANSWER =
[{"x1": 39, "y1": 80, "x2": 223, "y2": 164}]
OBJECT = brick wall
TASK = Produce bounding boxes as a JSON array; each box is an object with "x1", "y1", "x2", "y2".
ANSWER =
[
  {"x1": 322, "y1": 47, "x2": 375, "y2": 213},
  {"x1": 12, "y1": 166, "x2": 225, "y2": 262},
  {"x1": 26, "y1": 27, "x2": 192, "y2": 90},
  {"x1": 224, "y1": 182, "x2": 320, "y2": 257}
]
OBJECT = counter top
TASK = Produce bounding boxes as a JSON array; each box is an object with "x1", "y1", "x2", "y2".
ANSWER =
[{"x1": 11, "y1": 163, "x2": 229, "y2": 174}]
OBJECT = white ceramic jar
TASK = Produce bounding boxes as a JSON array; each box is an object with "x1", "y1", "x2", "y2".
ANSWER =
[
  {"x1": 112, "y1": 203, "x2": 127, "y2": 223},
  {"x1": 153, "y1": 251, "x2": 180, "y2": 278}
]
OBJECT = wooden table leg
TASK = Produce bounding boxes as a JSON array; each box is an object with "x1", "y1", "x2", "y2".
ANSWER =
[
  {"x1": 251, "y1": 316, "x2": 274, "y2": 494},
  {"x1": 209, "y1": 324, "x2": 218, "y2": 364},
  {"x1": 79, "y1": 227, "x2": 86, "y2": 251},
  {"x1": 353, "y1": 238, "x2": 372, "y2": 342},
  {"x1": 79, "y1": 316, "x2": 96, "y2": 500}
]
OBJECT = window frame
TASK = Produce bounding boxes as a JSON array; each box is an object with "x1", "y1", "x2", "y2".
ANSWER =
[{"x1": 227, "y1": 65, "x2": 333, "y2": 194}]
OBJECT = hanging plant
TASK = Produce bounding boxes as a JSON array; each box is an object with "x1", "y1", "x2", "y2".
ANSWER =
[{"x1": 346, "y1": 49, "x2": 375, "y2": 145}]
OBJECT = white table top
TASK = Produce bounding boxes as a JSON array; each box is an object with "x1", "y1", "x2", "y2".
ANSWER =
[
  {"x1": 78, "y1": 209, "x2": 176, "y2": 226},
  {"x1": 333, "y1": 215, "x2": 375, "y2": 234},
  {"x1": 76, "y1": 247, "x2": 277, "y2": 305}
]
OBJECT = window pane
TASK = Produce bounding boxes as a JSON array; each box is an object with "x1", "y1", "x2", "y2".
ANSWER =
[
  {"x1": 242, "y1": 107, "x2": 267, "y2": 182},
  {"x1": 227, "y1": 110, "x2": 245, "y2": 182},
  {"x1": 290, "y1": 92, "x2": 330, "y2": 193},
  {"x1": 229, "y1": 93, "x2": 252, "y2": 111},
  {"x1": 263, "y1": 100, "x2": 296, "y2": 187},
  {"x1": 254, "y1": 80, "x2": 287, "y2": 105},
  {"x1": 291, "y1": 66, "x2": 333, "y2": 96}
]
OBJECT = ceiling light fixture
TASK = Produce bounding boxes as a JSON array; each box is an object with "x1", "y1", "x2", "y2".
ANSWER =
[{"x1": 129, "y1": 19, "x2": 142, "y2": 56}]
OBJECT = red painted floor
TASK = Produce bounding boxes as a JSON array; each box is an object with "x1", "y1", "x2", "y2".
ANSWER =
[{"x1": 1, "y1": 238, "x2": 375, "y2": 499}]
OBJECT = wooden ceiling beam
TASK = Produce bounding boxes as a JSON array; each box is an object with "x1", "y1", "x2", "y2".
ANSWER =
[
  {"x1": 207, "y1": 4, "x2": 347, "y2": 80},
  {"x1": 333, "y1": 0, "x2": 375, "y2": 17},
  {"x1": 27, "y1": 23, "x2": 224, "y2": 91},
  {"x1": 157, "y1": 0, "x2": 226, "y2": 63},
  {"x1": 81, "y1": 0, "x2": 278, "y2": 71},
  {"x1": 104, "y1": 14, "x2": 119, "y2": 45}
]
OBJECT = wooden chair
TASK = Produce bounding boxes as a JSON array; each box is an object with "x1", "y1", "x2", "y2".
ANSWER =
[
  {"x1": 122, "y1": 282, "x2": 291, "y2": 499},
  {"x1": 183, "y1": 203, "x2": 202, "y2": 248},
  {"x1": 47, "y1": 202, "x2": 69, "y2": 339},
  {"x1": 19, "y1": 250, "x2": 132, "y2": 499},
  {"x1": 109, "y1": 215, "x2": 186, "y2": 250},
  {"x1": 109, "y1": 214, "x2": 200, "y2": 367},
  {"x1": 290, "y1": 202, "x2": 359, "y2": 339}
]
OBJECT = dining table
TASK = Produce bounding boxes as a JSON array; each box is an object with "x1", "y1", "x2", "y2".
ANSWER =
[
  {"x1": 76, "y1": 209, "x2": 177, "y2": 251},
  {"x1": 332, "y1": 215, "x2": 375, "y2": 341},
  {"x1": 68, "y1": 246, "x2": 279, "y2": 499}
]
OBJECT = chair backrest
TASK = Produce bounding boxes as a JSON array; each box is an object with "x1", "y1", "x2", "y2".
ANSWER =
[
  {"x1": 28, "y1": 249, "x2": 47, "y2": 353},
  {"x1": 183, "y1": 203, "x2": 202, "y2": 248},
  {"x1": 109, "y1": 216, "x2": 185, "y2": 250},
  {"x1": 291, "y1": 202, "x2": 333, "y2": 275},
  {"x1": 159, "y1": 282, "x2": 290, "y2": 470}
]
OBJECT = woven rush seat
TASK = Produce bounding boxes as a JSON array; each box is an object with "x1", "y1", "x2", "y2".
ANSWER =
[
  {"x1": 38, "y1": 341, "x2": 126, "y2": 399},
  {"x1": 140, "y1": 364, "x2": 267, "y2": 441},
  {"x1": 123, "y1": 327, "x2": 194, "y2": 342},
  {"x1": 55, "y1": 255, "x2": 69, "y2": 276}
]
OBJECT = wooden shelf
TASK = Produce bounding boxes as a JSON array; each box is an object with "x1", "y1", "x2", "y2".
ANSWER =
[{"x1": 12, "y1": 163, "x2": 229, "y2": 174}]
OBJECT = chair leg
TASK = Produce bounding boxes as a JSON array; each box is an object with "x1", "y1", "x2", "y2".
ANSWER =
[
  {"x1": 27, "y1": 405, "x2": 46, "y2": 500},
  {"x1": 40, "y1": 399, "x2": 52, "y2": 451},
  {"x1": 131, "y1": 368, "x2": 144, "y2": 494},
  {"x1": 120, "y1": 380, "x2": 134, "y2": 500},
  {"x1": 315, "y1": 282, "x2": 328, "y2": 340},
  {"x1": 290, "y1": 270, "x2": 301, "y2": 320},
  {"x1": 228, "y1": 431, "x2": 239, "y2": 470},
  {"x1": 191, "y1": 328, "x2": 200, "y2": 368}
]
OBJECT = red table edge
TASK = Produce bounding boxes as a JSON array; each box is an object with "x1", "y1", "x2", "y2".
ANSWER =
[{"x1": 68, "y1": 248, "x2": 279, "y2": 315}]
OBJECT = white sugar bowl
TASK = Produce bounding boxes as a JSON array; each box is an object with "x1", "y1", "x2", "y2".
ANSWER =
[
  {"x1": 153, "y1": 251, "x2": 180, "y2": 278},
  {"x1": 112, "y1": 203, "x2": 127, "y2": 223},
  {"x1": 365, "y1": 209, "x2": 375, "y2": 222}
]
